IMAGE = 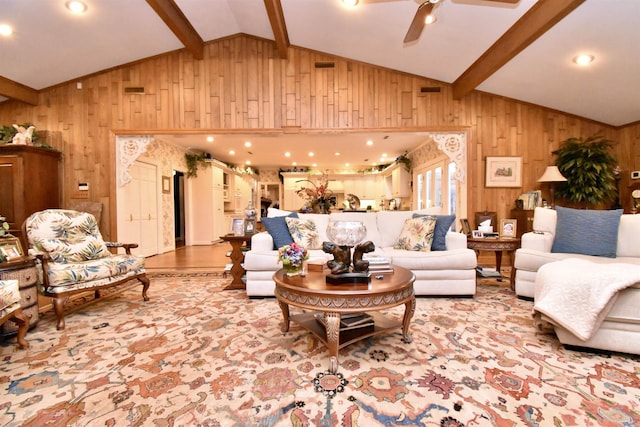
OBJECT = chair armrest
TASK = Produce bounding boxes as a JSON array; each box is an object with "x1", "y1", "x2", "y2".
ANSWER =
[
  {"x1": 250, "y1": 232, "x2": 275, "y2": 252},
  {"x1": 520, "y1": 231, "x2": 554, "y2": 252},
  {"x1": 445, "y1": 232, "x2": 467, "y2": 250},
  {"x1": 33, "y1": 253, "x2": 52, "y2": 287},
  {"x1": 106, "y1": 242, "x2": 139, "y2": 255}
]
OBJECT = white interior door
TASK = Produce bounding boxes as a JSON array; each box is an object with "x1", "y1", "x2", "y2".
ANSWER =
[{"x1": 117, "y1": 161, "x2": 160, "y2": 257}]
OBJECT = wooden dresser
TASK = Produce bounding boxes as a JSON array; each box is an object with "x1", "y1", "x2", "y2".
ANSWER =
[
  {"x1": 0, "y1": 257, "x2": 39, "y2": 335},
  {"x1": 0, "y1": 145, "x2": 61, "y2": 249}
]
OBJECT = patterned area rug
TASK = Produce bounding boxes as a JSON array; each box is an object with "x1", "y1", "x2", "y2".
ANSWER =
[{"x1": 1, "y1": 273, "x2": 640, "y2": 426}]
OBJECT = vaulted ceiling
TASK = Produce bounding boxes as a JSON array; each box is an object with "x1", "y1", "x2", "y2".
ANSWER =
[{"x1": 1, "y1": 0, "x2": 638, "y2": 168}]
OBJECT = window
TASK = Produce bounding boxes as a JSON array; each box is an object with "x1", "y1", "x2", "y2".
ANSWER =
[{"x1": 414, "y1": 156, "x2": 456, "y2": 215}]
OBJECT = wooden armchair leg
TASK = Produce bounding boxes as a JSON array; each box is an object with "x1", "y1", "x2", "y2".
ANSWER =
[
  {"x1": 139, "y1": 275, "x2": 150, "y2": 301},
  {"x1": 10, "y1": 308, "x2": 30, "y2": 349},
  {"x1": 52, "y1": 296, "x2": 67, "y2": 330}
]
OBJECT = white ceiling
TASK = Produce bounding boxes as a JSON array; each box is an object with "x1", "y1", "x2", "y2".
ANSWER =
[{"x1": 1, "y1": 0, "x2": 639, "y2": 169}]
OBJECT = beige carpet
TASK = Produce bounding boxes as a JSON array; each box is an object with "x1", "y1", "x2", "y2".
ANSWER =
[{"x1": 1, "y1": 272, "x2": 639, "y2": 426}]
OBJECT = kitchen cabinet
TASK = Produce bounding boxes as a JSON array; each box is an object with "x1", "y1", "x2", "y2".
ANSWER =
[{"x1": 384, "y1": 164, "x2": 411, "y2": 199}]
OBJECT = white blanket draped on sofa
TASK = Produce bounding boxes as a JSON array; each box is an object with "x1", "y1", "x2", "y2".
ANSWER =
[{"x1": 533, "y1": 258, "x2": 640, "y2": 341}]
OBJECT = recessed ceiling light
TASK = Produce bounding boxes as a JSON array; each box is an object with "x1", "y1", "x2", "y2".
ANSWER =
[
  {"x1": 65, "y1": 1, "x2": 88, "y2": 14},
  {"x1": 284, "y1": 151, "x2": 291, "y2": 157},
  {"x1": 425, "y1": 15, "x2": 437, "y2": 25},
  {"x1": 245, "y1": 160, "x2": 251, "y2": 165},
  {"x1": 382, "y1": 153, "x2": 387, "y2": 158},
  {"x1": 244, "y1": 141, "x2": 252, "y2": 147},
  {"x1": 312, "y1": 163, "x2": 317, "y2": 167},
  {"x1": 366, "y1": 140, "x2": 373, "y2": 146},
  {"x1": 308, "y1": 152, "x2": 314, "y2": 157},
  {"x1": 206, "y1": 136, "x2": 214, "y2": 143},
  {"x1": 573, "y1": 54, "x2": 594, "y2": 66},
  {"x1": 0, "y1": 24, "x2": 13, "y2": 37},
  {"x1": 292, "y1": 162, "x2": 297, "y2": 166},
  {"x1": 229, "y1": 150, "x2": 235, "y2": 155},
  {"x1": 345, "y1": 163, "x2": 350, "y2": 167},
  {"x1": 335, "y1": 152, "x2": 341, "y2": 156},
  {"x1": 342, "y1": 0, "x2": 359, "y2": 7}
]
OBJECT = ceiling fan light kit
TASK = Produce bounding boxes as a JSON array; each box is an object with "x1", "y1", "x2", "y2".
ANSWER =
[{"x1": 404, "y1": 0, "x2": 521, "y2": 43}]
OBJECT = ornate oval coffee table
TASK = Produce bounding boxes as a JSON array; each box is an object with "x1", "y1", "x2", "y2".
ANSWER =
[{"x1": 273, "y1": 266, "x2": 416, "y2": 373}]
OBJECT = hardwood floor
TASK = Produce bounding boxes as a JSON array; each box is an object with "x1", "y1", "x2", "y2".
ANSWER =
[
  {"x1": 145, "y1": 243, "x2": 231, "y2": 273},
  {"x1": 144, "y1": 242, "x2": 505, "y2": 273}
]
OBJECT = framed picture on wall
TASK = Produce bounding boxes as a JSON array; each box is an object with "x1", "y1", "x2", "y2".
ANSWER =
[
  {"x1": 162, "y1": 176, "x2": 171, "y2": 194},
  {"x1": 500, "y1": 219, "x2": 517, "y2": 238},
  {"x1": 485, "y1": 156, "x2": 523, "y2": 187}
]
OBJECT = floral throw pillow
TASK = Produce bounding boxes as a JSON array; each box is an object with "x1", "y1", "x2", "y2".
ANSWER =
[
  {"x1": 393, "y1": 216, "x2": 437, "y2": 252},
  {"x1": 285, "y1": 217, "x2": 321, "y2": 250}
]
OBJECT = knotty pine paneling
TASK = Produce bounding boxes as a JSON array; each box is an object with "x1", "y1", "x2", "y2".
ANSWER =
[{"x1": 0, "y1": 34, "x2": 637, "y2": 240}]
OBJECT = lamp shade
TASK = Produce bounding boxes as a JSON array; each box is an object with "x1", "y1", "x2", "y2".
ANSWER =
[{"x1": 537, "y1": 166, "x2": 567, "y2": 183}]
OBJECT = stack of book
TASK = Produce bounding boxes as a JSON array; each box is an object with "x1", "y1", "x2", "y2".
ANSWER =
[
  {"x1": 364, "y1": 255, "x2": 394, "y2": 273},
  {"x1": 476, "y1": 266, "x2": 502, "y2": 278},
  {"x1": 314, "y1": 313, "x2": 374, "y2": 331}
]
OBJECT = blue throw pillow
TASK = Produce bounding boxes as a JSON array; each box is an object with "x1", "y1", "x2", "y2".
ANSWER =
[
  {"x1": 262, "y1": 213, "x2": 299, "y2": 249},
  {"x1": 413, "y1": 213, "x2": 456, "y2": 251},
  {"x1": 551, "y1": 206, "x2": 622, "y2": 258}
]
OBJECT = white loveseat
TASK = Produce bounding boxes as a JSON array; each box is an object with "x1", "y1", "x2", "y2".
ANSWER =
[
  {"x1": 513, "y1": 206, "x2": 640, "y2": 354},
  {"x1": 244, "y1": 209, "x2": 477, "y2": 297}
]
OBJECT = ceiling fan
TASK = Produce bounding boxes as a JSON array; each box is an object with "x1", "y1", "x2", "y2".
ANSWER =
[{"x1": 403, "y1": 0, "x2": 520, "y2": 43}]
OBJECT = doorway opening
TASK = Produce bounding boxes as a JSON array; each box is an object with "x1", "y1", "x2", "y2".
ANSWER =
[{"x1": 174, "y1": 171, "x2": 186, "y2": 248}]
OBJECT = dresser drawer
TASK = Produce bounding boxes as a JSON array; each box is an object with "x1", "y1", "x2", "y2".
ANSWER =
[{"x1": 0, "y1": 266, "x2": 38, "y2": 287}]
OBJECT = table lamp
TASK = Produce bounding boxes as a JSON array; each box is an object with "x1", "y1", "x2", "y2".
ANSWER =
[{"x1": 537, "y1": 166, "x2": 567, "y2": 208}]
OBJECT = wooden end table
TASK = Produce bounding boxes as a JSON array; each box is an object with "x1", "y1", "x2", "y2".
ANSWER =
[
  {"x1": 467, "y1": 236, "x2": 521, "y2": 289},
  {"x1": 220, "y1": 234, "x2": 252, "y2": 290},
  {"x1": 273, "y1": 266, "x2": 416, "y2": 373}
]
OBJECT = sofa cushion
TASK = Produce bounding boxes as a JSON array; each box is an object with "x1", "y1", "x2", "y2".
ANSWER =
[
  {"x1": 298, "y1": 213, "x2": 331, "y2": 244},
  {"x1": 532, "y1": 206, "x2": 557, "y2": 235},
  {"x1": 413, "y1": 213, "x2": 455, "y2": 251},
  {"x1": 618, "y1": 214, "x2": 640, "y2": 257},
  {"x1": 376, "y1": 211, "x2": 414, "y2": 247},
  {"x1": 261, "y1": 213, "x2": 298, "y2": 249},
  {"x1": 0, "y1": 280, "x2": 21, "y2": 312},
  {"x1": 393, "y1": 216, "x2": 437, "y2": 251},
  {"x1": 285, "y1": 217, "x2": 321, "y2": 249},
  {"x1": 40, "y1": 235, "x2": 110, "y2": 263},
  {"x1": 551, "y1": 206, "x2": 623, "y2": 258}
]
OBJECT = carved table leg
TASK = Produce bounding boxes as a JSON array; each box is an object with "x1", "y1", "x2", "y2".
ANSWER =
[
  {"x1": 10, "y1": 308, "x2": 29, "y2": 349},
  {"x1": 324, "y1": 312, "x2": 340, "y2": 373},
  {"x1": 401, "y1": 296, "x2": 416, "y2": 344},
  {"x1": 278, "y1": 300, "x2": 290, "y2": 332}
]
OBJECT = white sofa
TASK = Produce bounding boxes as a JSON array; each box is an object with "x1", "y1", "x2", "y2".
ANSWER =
[
  {"x1": 244, "y1": 209, "x2": 477, "y2": 297},
  {"x1": 513, "y1": 206, "x2": 640, "y2": 354}
]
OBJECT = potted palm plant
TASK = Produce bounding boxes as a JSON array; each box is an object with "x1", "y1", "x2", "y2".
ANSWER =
[{"x1": 552, "y1": 135, "x2": 618, "y2": 208}]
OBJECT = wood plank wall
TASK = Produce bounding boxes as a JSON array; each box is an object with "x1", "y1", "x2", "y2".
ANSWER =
[{"x1": 0, "y1": 35, "x2": 638, "y2": 240}]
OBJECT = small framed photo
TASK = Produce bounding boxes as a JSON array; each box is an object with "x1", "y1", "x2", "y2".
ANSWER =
[
  {"x1": 500, "y1": 219, "x2": 517, "y2": 238},
  {"x1": 162, "y1": 176, "x2": 171, "y2": 194},
  {"x1": 230, "y1": 217, "x2": 245, "y2": 236},
  {"x1": 472, "y1": 230, "x2": 484, "y2": 239},
  {"x1": 0, "y1": 237, "x2": 24, "y2": 260},
  {"x1": 460, "y1": 218, "x2": 471, "y2": 236},
  {"x1": 485, "y1": 156, "x2": 523, "y2": 188}
]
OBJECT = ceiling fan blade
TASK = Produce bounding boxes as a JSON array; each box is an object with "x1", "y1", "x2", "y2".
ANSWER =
[{"x1": 403, "y1": 2, "x2": 434, "y2": 43}]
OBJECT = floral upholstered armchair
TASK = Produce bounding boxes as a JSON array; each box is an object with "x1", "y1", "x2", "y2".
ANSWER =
[
  {"x1": 23, "y1": 209, "x2": 150, "y2": 330},
  {"x1": 0, "y1": 279, "x2": 29, "y2": 348}
]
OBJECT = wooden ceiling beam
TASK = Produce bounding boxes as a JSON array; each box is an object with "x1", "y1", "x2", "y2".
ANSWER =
[
  {"x1": 452, "y1": 0, "x2": 586, "y2": 100},
  {"x1": 145, "y1": 0, "x2": 204, "y2": 60},
  {"x1": 0, "y1": 76, "x2": 38, "y2": 105},
  {"x1": 264, "y1": 0, "x2": 290, "y2": 59}
]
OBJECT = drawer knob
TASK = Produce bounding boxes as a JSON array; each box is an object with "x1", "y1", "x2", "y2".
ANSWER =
[{"x1": 25, "y1": 295, "x2": 32, "y2": 301}]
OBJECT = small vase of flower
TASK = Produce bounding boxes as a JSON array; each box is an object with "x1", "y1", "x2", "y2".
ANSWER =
[{"x1": 278, "y1": 242, "x2": 309, "y2": 276}]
